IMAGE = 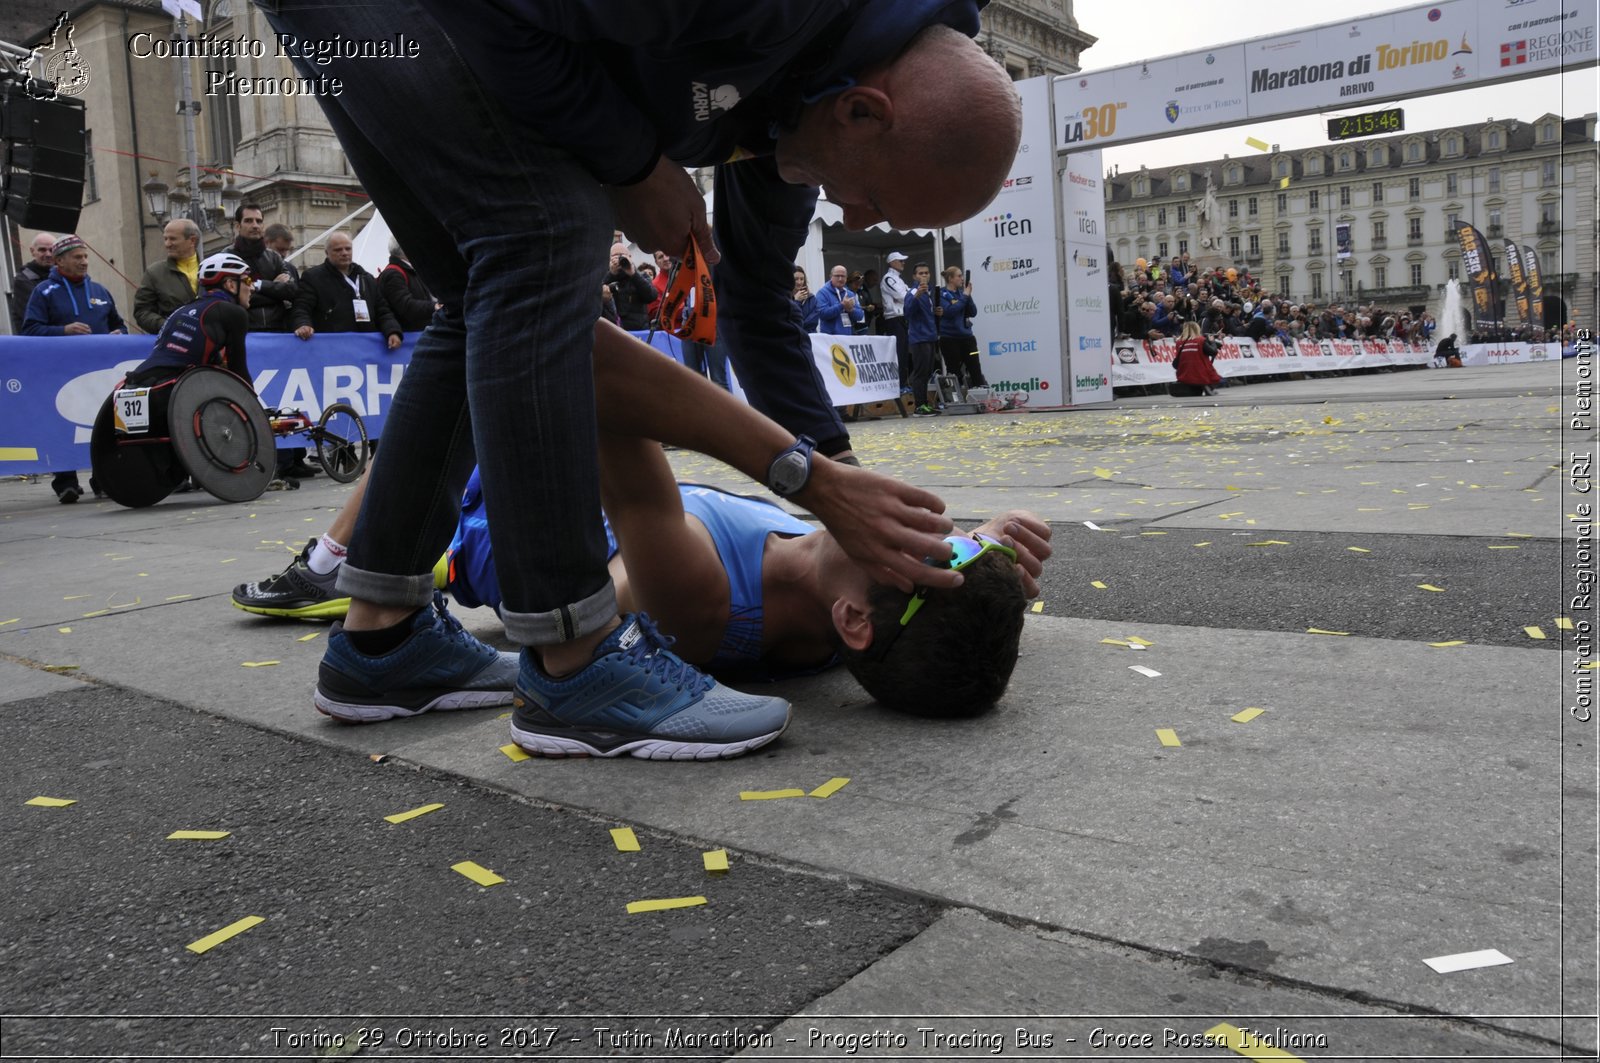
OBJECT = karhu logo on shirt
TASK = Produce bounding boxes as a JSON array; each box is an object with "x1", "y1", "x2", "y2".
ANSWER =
[{"x1": 691, "y1": 82, "x2": 741, "y2": 121}]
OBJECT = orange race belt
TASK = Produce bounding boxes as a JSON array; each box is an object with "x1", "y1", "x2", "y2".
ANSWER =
[{"x1": 657, "y1": 236, "x2": 717, "y2": 345}]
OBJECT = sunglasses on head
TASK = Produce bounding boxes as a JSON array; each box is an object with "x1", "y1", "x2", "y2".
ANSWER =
[{"x1": 864, "y1": 533, "x2": 1018, "y2": 662}]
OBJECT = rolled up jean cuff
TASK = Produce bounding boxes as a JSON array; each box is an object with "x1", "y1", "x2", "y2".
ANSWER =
[
  {"x1": 335, "y1": 563, "x2": 438, "y2": 611},
  {"x1": 500, "y1": 579, "x2": 618, "y2": 647}
]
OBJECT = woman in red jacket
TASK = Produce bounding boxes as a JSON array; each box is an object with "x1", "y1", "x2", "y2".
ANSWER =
[{"x1": 1172, "y1": 320, "x2": 1222, "y2": 397}]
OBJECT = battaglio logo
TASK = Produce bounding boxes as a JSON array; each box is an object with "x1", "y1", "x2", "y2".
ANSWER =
[
  {"x1": 1074, "y1": 373, "x2": 1110, "y2": 389},
  {"x1": 989, "y1": 377, "x2": 1050, "y2": 392}
]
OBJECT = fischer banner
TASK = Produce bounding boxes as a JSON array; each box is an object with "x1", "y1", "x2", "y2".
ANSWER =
[{"x1": 1110, "y1": 336, "x2": 1434, "y2": 385}]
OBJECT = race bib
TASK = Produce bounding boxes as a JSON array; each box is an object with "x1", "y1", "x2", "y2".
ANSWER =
[
  {"x1": 351, "y1": 298, "x2": 371, "y2": 323},
  {"x1": 113, "y1": 388, "x2": 151, "y2": 434}
]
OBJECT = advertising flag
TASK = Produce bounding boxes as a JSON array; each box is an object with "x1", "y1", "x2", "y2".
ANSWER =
[
  {"x1": 1335, "y1": 223, "x2": 1352, "y2": 262},
  {"x1": 1521, "y1": 244, "x2": 1546, "y2": 329},
  {"x1": 1455, "y1": 225, "x2": 1498, "y2": 327},
  {"x1": 1501, "y1": 240, "x2": 1531, "y2": 330}
]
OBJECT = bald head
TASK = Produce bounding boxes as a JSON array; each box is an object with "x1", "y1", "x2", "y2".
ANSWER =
[
  {"x1": 776, "y1": 24, "x2": 1021, "y2": 231},
  {"x1": 29, "y1": 232, "x2": 55, "y2": 267}
]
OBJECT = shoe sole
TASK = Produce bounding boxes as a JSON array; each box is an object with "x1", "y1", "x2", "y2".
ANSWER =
[
  {"x1": 232, "y1": 598, "x2": 351, "y2": 620},
  {"x1": 507, "y1": 720, "x2": 786, "y2": 760},
  {"x1": 314, "y1": 687, "x2": 514, "y2": 723}
]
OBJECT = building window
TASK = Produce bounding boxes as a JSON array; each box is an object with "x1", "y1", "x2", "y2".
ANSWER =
[
  {"x1": 1541, "y1": 203, "x2": 1558, "y2": 225},
  {"x1": 1158, "y1": 241, "x2": 1168, "y2": 259},
  {"x1": 1487, "y1": 130, "x2": 1501, "y2": 149},
  {"x1": 1445, "y1": 136, "x2": 1460, "y2": 155},
  {"x1": 1406, "y1": 142, "x2": 1421, "y2": 161},
  {"x1": 1228, "y1": 199, "x2": 1238, "y2": 219},
  {"x1": 1543, "y1": 160, "x2": 1557, "y2": 186},
  {"x1": 1157, "y1": 207, "x2": 1167, "y2": 226},
  {"x1": 1342, "y1": 269, "x2": 1354, "y2": 293},
  {"x1": 1278, "y1": 231, "x2": 1290, "y2": 255},
  {"x1": 1229, "y1": 236, "x2": 1240, "y2": 258},
  {"x1": 1488, "y1": 168, "x2": 1500, "y2": 192},
  {"x1": 1488, "y1": 209, "x2": 1502, "y2": 233},
  {"x1": 1174, "y1": 174, "x2": 1188, "y2": 191},
  {"x1": 1247, "y1": 196, "x2": 1258, "y2": 217},
  {"x1": 1408, "y1": 177, "x2": 1420, "y2": 200},
  {"x1": 1338, "y1": 151, "x2": 1351, "y2": 170},
  {"x1": 1309, "y1": 190, "x2": 1319, "y2": 210},
  {"x1": 1372, "y1": 182, "x2": 1383, "y2": 203},
  {"x1": 1312, "y1": 272, "x2": 1324, "y2": 298},
  {"x1": 1447, "y1": 173, "x2": 1458, "y2": 194},
  {"x1": 1136, "y1": 209, "x2": 1146, "y2": 230},
  {"x1": 1277, "y1": 192, "x2": 1286, "y2": 211},
  {"x1": 1134, "y1": 177, "x2": 1146, "y2": 195},
  {"x1": 1374, "y1": 266, "x2": 1387, "y2": 288},
  {"x1": 82, "y1": 130, "x2": 96, "y2": 203},
  {"x1": 204, "y1": 0, "x2": 242, "y2": 166},
  {"x1": 1407, "y1": 216, "x2": 1422, "y2": 239},
  {"x1": 1339, "y1": 185, "x2": 1350, "y2": 207},
  {"x1": 1275, "y1": 160, "x2": 1288, "y2": 178},
  {"x1": 1410, "y1": 263, "x2": 1424, "y2": 287},
  {"x1": 1308, "y1": 228, "x2": 1322, "y2": 253},
  {"x1": 1248, "y1": 233, "x2": 1260, "y2": 256},
  {"x1": 1540, "y1": 123, "x2": 1556, "y2": 143},
  {"x1": 1177, "y1": 238, "x2": 1188, "y2": 255},
  {"x1": 1373, "y1": 220, "x2": 1386, "y2": 243},
  {"x1": 1447, "y1": 260, "x2": 1459, "y2": 280}
]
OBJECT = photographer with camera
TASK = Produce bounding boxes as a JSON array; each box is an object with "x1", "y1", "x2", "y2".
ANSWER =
[{"x1": 604, "y1": 243, "x2": 656, "y2": 331}]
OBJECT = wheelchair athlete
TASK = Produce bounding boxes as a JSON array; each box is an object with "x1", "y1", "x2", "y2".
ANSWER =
[{"x1": 124, "y1": 252, "x2": 255, "y2": 394}]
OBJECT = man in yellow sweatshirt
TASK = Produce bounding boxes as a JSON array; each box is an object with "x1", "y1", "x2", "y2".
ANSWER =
[{"x1": 133, "y1": 219, "x2": 199, "y2": 333}]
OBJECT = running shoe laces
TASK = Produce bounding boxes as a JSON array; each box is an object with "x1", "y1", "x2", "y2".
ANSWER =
[{"x1": 619, "y1": 614, "x2": 713, "y2": 694}]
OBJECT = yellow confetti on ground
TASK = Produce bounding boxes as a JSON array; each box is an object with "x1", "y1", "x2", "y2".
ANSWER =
[
  {"x1": 1100, "y1": 638, "x2": 1131, "y2": 647},
  {"x1": 1488, "y1": 545, "x2": 1520, "y2": 550},
  {"x1": 810, "y1": 777, "x2": 850, "y2": 799},
  {"x1": 240, "y1": 661, "x2": 280, "y2": 668},
  {"x1": 703, "y1": 850, "x2": 729, "y2": 873},
  {"x1": 1090, "y1": 581, "x2": 1107, "y2": 590},
  {"x1": 499, "y1": 743, "x2": 531, "y2": 762},
  {"x1": 1193, "y1": 542, "x2": 1212, "y2": 548},
  {"x1": 1347, "y1": 547, "x2": 1371, "y2": 553},
  {"x1": 385, "y1": 803, "x2": 444, "y2": 824},
  {"x1": 1585, "y1": 662, "x2": 1600, "y2": 670},
  {"x1": 1030, "y1": 600, "x2": 1045, "y2": 613},
  {"x1": 1429, "y1": 641, "x2": 1467, "y2": 648},
  {"x1": 451, "y1": 861, "x2": 504, "y2": 887},
  {"x1": 167, "y1": 830, "x2": 231, "y2": 840},
  {"x1": 0, "y1": 618, "x2": 18, "y2": 627},
  {"x1": 1156, "y1": 729, "x2": 1181, "y2": 747},
  {"x1": 186, "y1": 916, "x2": 264, "y2": 955},
  {"x1": 1125, "y1": 636, "x2": 1154, "y2": 647},
  {"x1": 81, "y1": 610, "x2": 109, "y2": 618},
  {"x1": 1417, "y1": 584, "x2": 1445, "y2": 592},
  {"x1": 1093, "y1": 467, "x2": 1114, "y2": 479},
  {"x1": 1506, "y1": 532, "x2": 1534, "y2": 538},
  {"x1": 610, "y1": 827, "x2": 641, "y2": 852},
  {"x1": 26, "y1": 796, "x2": 76, "y2": 807},
  {"x1": 219, "y1": 558, "x2": 237, "y2": 564},
  {"x1": 627, "y1": 896, "x2": 706, "y2": 915},
  {"x1": 1524, "y1": 626, "x2": 1547, "y2": 640},
  {"x1": 1205, "y1": 1022, "x2": 1308, "y2": 1062},
  {"x1": 739, "y1": 789, "x2": 807, "y2": 801},
  {"x1": 1231, "y1": 708, "x2": 1264, "y2": 724},
  {"x1": 296, "y1": 632, "x2": 320, "y2": 643},
  {"x1": 1141, "y1": 531, "x2": 1168, "y2": 536},
  {"x1": 1246, "y1": 540, "x2": 1290, "y2": 547},
  {"x1": 1556, "y1": 617, "x2": 1575, "y2": 630},
  {"x1": 57, "y1": 627, "x2": 71, "y2": 634},
  {"x1": 1306, "y1": 628, "x2": 1351, "y2": 636},
  {"x1": 63, "y1": 594, "x2": 89, "y2": 601},
  {"x1": 165, "y1": 594, "x2": 193, "y2": 601}
]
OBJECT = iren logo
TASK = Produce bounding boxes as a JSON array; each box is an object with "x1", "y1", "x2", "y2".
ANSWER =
[{"x1": 984, "y1": 212, "x2": 1033, "y2": 238}]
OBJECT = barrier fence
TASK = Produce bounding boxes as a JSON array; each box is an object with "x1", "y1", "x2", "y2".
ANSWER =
[{"x1": 1110, "y1": 336, "x2": 1559, "y2": 387}]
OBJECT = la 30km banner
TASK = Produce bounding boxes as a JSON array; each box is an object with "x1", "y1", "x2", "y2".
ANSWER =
[{"x1": 1053, "y1": 0, "x2": 1596, "y2": 150}]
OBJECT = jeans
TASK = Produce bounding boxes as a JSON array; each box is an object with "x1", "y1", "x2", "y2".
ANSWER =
[
  {"x1": 683, "y1": 339, "x2": 730, "y2": 390},
  {"x1": 907, "y1": 341, "x2": 938, "y2": 405},
  {"x1": 260, "y1": 0, "x2": 615, "y2": 646}
]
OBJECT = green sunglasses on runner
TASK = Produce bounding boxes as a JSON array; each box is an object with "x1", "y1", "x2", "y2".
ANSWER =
[{"x1": 865, "y1": 533, "x2": 1019, "y2": 662}]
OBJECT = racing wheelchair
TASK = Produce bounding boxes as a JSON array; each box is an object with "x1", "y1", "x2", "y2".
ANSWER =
[{"x1": 90, "y1": 365, "x2": 370, "y2": 508}]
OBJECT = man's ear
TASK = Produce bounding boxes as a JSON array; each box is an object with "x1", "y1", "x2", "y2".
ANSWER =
[
  {"x1": 830, "y1": 595, "x2": 876, "y2": 652},
  {"x1": 830, "y1": 86, "x2": 894, "y2": 137}
]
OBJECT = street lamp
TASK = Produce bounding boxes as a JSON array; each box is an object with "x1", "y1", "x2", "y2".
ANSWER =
[
  {"x1": 219, "y1": 170, "x2": 241, "y2": 228},
  {"x1": 197, "y1": 169, "x2": 223, "y2": 230},
  {"x1": 166, "y1": 181, "x2": 191, "y2": 227},
  {"x1": 142, "y1": 172, "x2": 169, "y2": 226}
]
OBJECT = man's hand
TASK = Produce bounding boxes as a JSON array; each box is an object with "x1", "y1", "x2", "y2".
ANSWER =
[
  {"x1": 64, "y1": 321, "x2": 91, "y2": 335},
  {"x1": 294, "y1": 325, "x2": 314, "y2": 340},
  {"x1": 274, "y1": 273, "x2": 291, "y2": 283},
  {"x1": 797, "y1": 457, "x2": 958, "y2": 594},
  {"x1": 607, "y1": 157, "x2": 719, "y2": 266},
  {"x1": 385, "y1": 333, "x2": 402, "y2": 350},
  {"x1": 969, "y1": 510, "x2": 1052, "y2": 598}
]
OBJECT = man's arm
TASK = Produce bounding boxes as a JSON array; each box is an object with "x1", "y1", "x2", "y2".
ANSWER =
[
  {"x1": 21, "y1": 286, "x2": 63, "y2": 336},
  {"x1": 132, "y1": 272, "x2": 166, "y2": 334},
  {"x1": 291, "y1": 274, "x2": 317, "y2": 337},
  {"x1": 366, "y1": 275, "x2": 403, "y2": 345},
  {"x1": 592, "y1": 319, "x2": 959, "y2": 592},
  {"x1": 211, "y1": 302, "x2": 252, "y2": 387}
]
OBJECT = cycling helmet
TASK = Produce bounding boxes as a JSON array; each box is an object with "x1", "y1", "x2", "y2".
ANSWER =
[{"x1": 199, "y1": 252, "x2": 252, "y2": 287}]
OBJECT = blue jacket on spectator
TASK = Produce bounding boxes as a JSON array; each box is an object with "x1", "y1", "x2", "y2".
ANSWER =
[
  {"x1": 813, "y1": 281, "x2": 863, "y2": 335},
  {"x1": 793, "y1": 293, "x2": 819, "y2": 332},
  {"x1": 23, "y1": 268, "x2": 126, "y2": 336},
  {"x1": 1151, "y1": 301, "x2": 1181, "y2": 336},
  {"x1": 936, "y1": 287, "x2": 975, "y2": 338},
  {"x1": 905, "y1": 282, "x2": 937, "y2": 344}
]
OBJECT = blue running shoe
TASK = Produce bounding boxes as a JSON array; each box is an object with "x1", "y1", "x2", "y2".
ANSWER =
[
  {"x1": 511, "y1": 613, "x2": 790, "y2": 760},
  {"x1": 314, "y1": 593, "x2": 518, "y2": 722}
]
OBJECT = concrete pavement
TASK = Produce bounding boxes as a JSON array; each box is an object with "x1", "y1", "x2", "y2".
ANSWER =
[{"x1": 1, "y1": 360, "x2": 1592, "y2": 1060}]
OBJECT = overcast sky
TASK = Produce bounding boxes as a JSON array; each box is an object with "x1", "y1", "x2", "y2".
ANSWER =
[{"x1": 1070, "y1": 0, "x2": 1598, "y2": 172}]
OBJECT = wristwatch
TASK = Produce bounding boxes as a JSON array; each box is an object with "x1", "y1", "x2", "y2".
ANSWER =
[{"x1": 766, "y1": 435, "x2": 818, "y2": 498}]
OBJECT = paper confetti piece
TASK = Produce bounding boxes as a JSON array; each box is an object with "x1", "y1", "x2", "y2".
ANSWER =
[
  {"x1": 1193, "y1": 542, "x2": 1212, "y2": 548},
  {"x1": 1506, "y1": 532, "x2": 1534, "y2": 538},
  {"x1": 1423, "y1": 948, "x2": 1513, "y2": 974},
  {"x1": 1583, "y1": 662, "x2": 1599, "y2": 670},
  {"x1": 26, "y1": 796, "x2": 76, "y2": 807},
  {"x1": 739, "y1": 789, "x2": 807, "y2": 800},
  {"x1": 219, "y1": 558, "x2": 237, "y2": 564},
  {"x1": 1141, "y1": 531, "x2": 1168, "y2": 536},
  {"x1": 1204, "y1": 1022, "x2": 1307, "y2": 1061},
  {"x1": 1524, "y1": 626, "x2": 1547, "y2": 640},
  {"x1": 57, "y1": 627, "x2": 71, "y2": 634},
  {"x1": 240, "y1": 660, "x2": 280, "y2": 668},
  {"x1": 1246, "y1": 540, "x2": 1290, "y2": 547},
  {"x1": 1278, "y1": 175, "x2": 1290, "y2": 189},
  {"x1": 0, "y1": 618, "x2": 18, "y2": 627},
  {"x1": 1101, "y1": 638, "x2": 1131, "y2": 647},
  {"x1": 1156, "y1": 729, "x2": 1181, "y2": 747},
  {"x1": 451, "y1": 861, "x2": 504, "y2": 887},
  {"x1": 81, "y1": 609, "x2": 109, "y2": 618},
  {"x1": 1556, "y1": 617, "x2": 1574, "y2": 630},
  {"x1": 1083, "y1": 521, "x2": 1102, "y2": 531},
  {"x1": 1125, "y1": 636, "x2": 1154, "y2": 647},
  {"x1": 810, "y1": 777, "x2": 850, "y2": 799},
  {"x1": 63, "y1": 594, "x2": 89, "y2": 601},
  {"x1": 1093, "y1": 467, "x2": 1114, "y2": 479},
  {"x1": 167, "y1": 830, "x2": 231, "y2": 840},
  {"x1": 1306, "y1": 628, "x2": 1351, "y2": 636},
  {"x1": 610, "y1": 827, "x2": 641, "y2": 852},
  {"x1": 1030, "y1": 600, "x2": 1044, "y2": 613},
  {"x1": 1130, "y1": 665, "x2": 1162, "y2": 678},
  {"x1": 296, "y1": 632, "x2": 320, "y2": 643},
  {"x1": 499, "y1": 743, "x2": 531, "y2": 762},
  {"x1": 703, "y1": 850, "x2": 729, "y2": 873},
  {"x1": 1245, "y1": 136, "x2": 1270, "y2": 151},
  {"x1": 186, "y1": 916, "x2": 265, "y2": 955},
  {"x1": 1232, "y1": 708, "x2": 1265, "y2": 724},
  {"x1": 1417, "y1": 584, "x2": 1445, "y2": 593},
  {"x1": 1429, "y1": 641, "x2": 1467, "y2": 648},
  {"x1": 385, "y1": 803, "x2": 444, "y2": 825},
  {"x1": 165, "y1": 594, "x2": 193, "y2": 601},
  {"x1": 1347, "y1": 547, "x2": 1371, "y2": 553},
  {"x1": 1488, "y1": 545, "x2": 1520, "y2": 550},
  {"x1": 626, "y1": 896, "x2": 706, "y2": 915},
  {"x1": 1090, "y1": 581, "x2": 1107, "y2": 590}
]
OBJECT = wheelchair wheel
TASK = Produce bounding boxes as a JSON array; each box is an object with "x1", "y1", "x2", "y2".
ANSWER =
[{"x1": 315, "y1": 402, "x2": 370, "y2": 483}]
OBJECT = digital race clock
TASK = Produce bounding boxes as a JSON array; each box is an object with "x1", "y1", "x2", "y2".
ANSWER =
[{"x1": 1327, "y1": 108, "x2": 1405, "y2": 141}]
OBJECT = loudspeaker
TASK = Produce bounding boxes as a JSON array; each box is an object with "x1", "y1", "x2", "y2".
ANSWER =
[{"x1": 0, "y1": 88, "x2": 87, "y2": 232}]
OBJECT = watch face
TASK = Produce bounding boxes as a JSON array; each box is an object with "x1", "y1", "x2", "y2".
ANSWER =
[{"x1": 772, "y1": 452, "x2": 807, "y2": 495}]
